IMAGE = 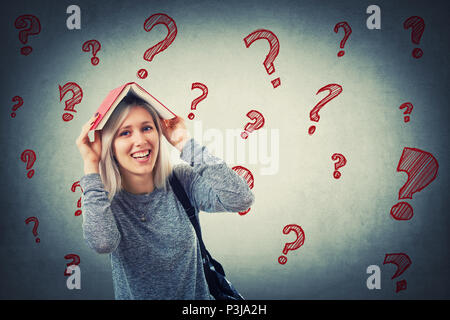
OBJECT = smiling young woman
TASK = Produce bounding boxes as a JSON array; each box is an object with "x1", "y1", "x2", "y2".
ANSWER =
[{"x1": 75, "y1": 95, "x2": 254, "y2": 300}]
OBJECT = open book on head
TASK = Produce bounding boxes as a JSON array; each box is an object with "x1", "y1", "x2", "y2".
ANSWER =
[{"x1": 90, "y1": 82, "x2": 176, "y2": 131}]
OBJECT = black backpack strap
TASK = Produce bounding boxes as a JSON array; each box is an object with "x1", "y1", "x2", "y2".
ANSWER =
[{"x1": 169, "y1": 172, "x2": 208, "y2": 258}]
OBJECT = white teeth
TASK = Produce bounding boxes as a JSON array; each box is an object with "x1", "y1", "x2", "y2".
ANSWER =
[{"x1": 131, "y1": 150, "x2": 150, "y2": 158}]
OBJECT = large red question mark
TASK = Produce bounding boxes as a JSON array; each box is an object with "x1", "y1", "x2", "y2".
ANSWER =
[
  {"x1": 243, "y1": 29, "x2": 281, "y2": 88},
  {"x1": 14, "y1": 15, "x2": 41, "y2": 56},
  {"x1": 137, "y1": 13, "x2": 177, "y2": 79},
  {"x1": 21, "y1": 149, "x2": 36, "y2": 179},
  {"x1": 59, "y1": 82, "x2": 83, "y2": 122},
  {"x1": 71, "y1": 181, "x2": 83, "y2": 216},
  {"x1": 403, "y1": 16, "x2": 425, "y2": 59},
  {"x1": 278, "y1": 224, "x2": 305, "y2": 265},
  {"x1": 331, "y1": 153, "x2": 347, "y2": 179},
  {"x1": 64, "y1": 254, "x2": 81, "y2": 276},
  {"x1": 334, "y1": 21, "x2": 352, "y2": 57},
  {"x1": 241, "y1": 110, "x2": 265, "y2": 139},
  {"x1": 25, "y1": 217, "x2": 40, "y2": 243},
  {"x1": 399, "y1": 102, "x2": 414, "y2": 123},
  {"x1": 390, "y1": 147, "x2": 439, "y2": 221},
  {"x1": 11, "y1": 96, "x2": 24, "y2": 118},
  {"x1": 308, "y1": 83, "x2": 343, "y2": 135},
  {"x1": 188, "y1": 82, "x2": 208, "y2": 120},
  {"x1": 383, "y1": 253, "x2": 411, "y2": 293},
  {"x1": 231, "y1": 166, "x2": 255, "y2": 216},
  {"x1": 82, "y1": 40, "x2": 101, "y2": 66}
]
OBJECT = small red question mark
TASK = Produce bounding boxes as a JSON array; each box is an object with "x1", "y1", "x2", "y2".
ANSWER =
[
  {"x1": 278, "y1": 224, "x2": 305, "y2": 265},
  {"x1": 71, "y1": 181, "x2": 83, "y2": 216},
  {"x1": 11, "y1": 96, "x2": 24, "y2": 118},
  {"x1": 21, "y1": 149, "x2": 36, "y2": 179},
  {"x1": 383, "y1": 253, "x2": 411, "y2": 293},
  {"x1": 244, "y1": 29, "x2": 281, "y2": 88},
  {"x1": 25, "y1": 217, "x2": 40, "y2": 243},
  {"x1": 64, "y1": 254, "x2": 81, "y2": 276},
  {"x1": 188, "y1": 82, "x2": 208, "y2": 120},
  {"x1": 331, "y1": 153, "x2": 347, "y2": 179},
  {"x1": 14, "y1": 15, "x2": 41, "y2": 56},
  {"x1": 334, "y1": 22, "x2": 352, "y2": 57},
  {"x1": 59, "y1": 82, "x2": 83, "y2": 122},
  {"x1": 241, "y1": 110, "x2": 265, "y2": 139},
  {"x1": 231, "y1": 166, "x2": 255, "y2": 216},
  {"x1": 399, "y1": 102, "x2": 414, "y2": 123},
  {"x1": 308, "y1": 83, "x2": 343, "y2": 135},
  {"x1": 82, "y1": 40, "x2": 101, "y2": 66},
  {"x1": 390, "y1": 147, "x2": 438, "y2": 221},
  {"x1": 403, "y1": 16, "x2": 425, "y2": 59},
  {"x1": 137, "y1": 13, "x2": 178, "y2": 79}
]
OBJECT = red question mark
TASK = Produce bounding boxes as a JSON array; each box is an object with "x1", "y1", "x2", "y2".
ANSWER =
[
  {"x1": 383, "y1": 253, "x2": 411, "y2": 293},
  {"x1": 231, "y1": 166, "x2": 255, "y2": 216},
  {"x1": 278, "y1": 224, "x2": 305, "y2": 265},
  {"x1": 334, "y1": 21, "x2": 352, "y2": 57},
  {"x1": 11, "y1": 96, "x2": 24, "y2": 118},
  {"x1": 21, "y1": 149, "x2": 36, "y2": 179},
  {"x1": 390, "y1": 147, "x2": 439, "y2": 221},
  {"x1": 188, "y1": 82, "x2": 208, "y2": 120},
  {"x1": 331, "y1": 153, "x2": 347, "y2": 179},
  {"x1": 243, "y1": 29, "x2": 281, "y2": 88},
  {"x1": 403, "y1": 16, "x2": 425, "y2": 59},
  {"x1": 25, "y1": 217, "x2": 40, "y2": 243},
  {"x1": 59, "y1": 82, "x2": 83, "y2": 122},
  {"x1": 71, "y1": 181, "x2": 83, "y2": 216},
  {"x1": 82, "y1": 40, "x2": 101, "y2": 66},
  {"x1": 399, "y1": 102, "x2": 414, "y2": 123},
  {"x1": 137, "y1": 13, "x2": 178, "y2": 79},
  {"x1": 64, "y1": 254, "x2": 81, "y2": 276},
  {"x1": 14, "y1": 15, "x2": 41, "y2": 56},
  {"x1": 241, "y1": 110, "x2": 265, "y2": 139},
  {"x1": 308, "y1": 83, "x2": 343, "y2": 135}
]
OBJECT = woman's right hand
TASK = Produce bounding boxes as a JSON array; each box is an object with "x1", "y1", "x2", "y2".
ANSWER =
[{"x1": 76, "y1": 114, "x2": 102, "y2": 174}]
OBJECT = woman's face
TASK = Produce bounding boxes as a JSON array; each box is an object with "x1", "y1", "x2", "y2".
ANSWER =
[{"x1": 113, "y1": 105, "x2": 160, "y2": 180}]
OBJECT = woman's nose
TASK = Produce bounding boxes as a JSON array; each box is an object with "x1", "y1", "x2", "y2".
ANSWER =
[{"x1": 132, "y1": 131, "x2": 147, "y2": 146}]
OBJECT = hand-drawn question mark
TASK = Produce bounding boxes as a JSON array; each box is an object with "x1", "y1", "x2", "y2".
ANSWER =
[
  {"x1": 25, "y1": 217, "x2": 40, "y2": 243},
  {"x1": 278, "y1": 224, "x2": 305, "y2": 265},
  {"x1": 14, "y1": 15, "x2": 41, "y2": 56},
  {"x1": 59, "y1": 82, "x2": 83, "y2": 122},
  {"x1": 308, "y1": 83, "x2": 343, "y2": 135},
  {"x1": 71, "y1": 181, "x2": 83, "y2": 216},
  {"x1": 244, "y1": 29, "x2": 281, "y2": 88},
  {"x1": 21, "y1": 149, "x2": 36, "y2": 179},
  {"x1": 403, "y1": 16, "x2": 425, "y2": 59},
  {"x1": 383, "y1": 253, "x2": 411, "y2": 293},
  {"x1": 331, "y1": 153, "x2": 347, "y2": 179},
  {"x1": 137, "y1": 13, "x2": 177, "y2": 79},
  {"x1": 11, "y1": 96, "x2": 24, "y2": 118},
  {"x1": 390, "y1": 147, "x2": 438, "y2": 221},
  {"x1": 334, "y1": 21, "x2": 352, "y2": 57},
  {"x1": 64, "y1": 254, "x2": 80, "y2": 276},
  {"x1": 241, "y1": 110, "x2": 265, "y2": 139},
  {"x1": 188, "y1": 82, "x2": 208, "y2": 120},
  {"x1": 232, "y1": 166, "x2": 255, "y2": 216},
  {"x1": 82, "y1": 40, "x2": 101, "y2": 66},
  {"x1": 399, "y1": 102, "x2": 414, "y2": 123}
]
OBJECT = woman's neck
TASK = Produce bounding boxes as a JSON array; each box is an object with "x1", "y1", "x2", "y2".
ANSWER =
[{"x1": 121, "y1": 172, "x2": 155, "y2": 195}]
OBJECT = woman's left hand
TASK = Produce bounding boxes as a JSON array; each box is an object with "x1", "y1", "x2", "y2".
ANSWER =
[{"x1": 161, "y1": 116, "x2": 191, "y2": 152}]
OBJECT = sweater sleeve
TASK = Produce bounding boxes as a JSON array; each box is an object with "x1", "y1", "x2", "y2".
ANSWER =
[
  {"x1": 79, "y1": 173, "x2": 121, "y2": 254},
  {"x1": 175, "y1": 138, "x2": 255, "y2": 213}
]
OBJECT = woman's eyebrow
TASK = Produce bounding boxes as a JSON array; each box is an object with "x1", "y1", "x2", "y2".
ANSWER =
[{"x1": 119, "y1": 121, "x2": 153, "y2": 130}]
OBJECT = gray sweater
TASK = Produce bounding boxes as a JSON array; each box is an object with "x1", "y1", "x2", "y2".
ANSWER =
[{"x1": 80, "y1": 139, "x2": 254, "y2": 300}]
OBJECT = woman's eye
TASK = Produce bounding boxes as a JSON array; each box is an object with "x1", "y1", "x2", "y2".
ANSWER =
[
  {"x1": 143, "y1": 126, "x2": 153, "y2": 132},
  {"x1": 119, "y1": 130, "x2": 130, "y2": 136}
]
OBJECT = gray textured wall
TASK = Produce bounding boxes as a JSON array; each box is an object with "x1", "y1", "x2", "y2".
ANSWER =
[{"x1": 1, "y1": 0, "x2": 449, "y2": 299}]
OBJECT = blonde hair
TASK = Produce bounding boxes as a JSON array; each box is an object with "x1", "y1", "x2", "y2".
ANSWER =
[{"x1": 99, "y1": 96, "x2": 172, "y2": 199}]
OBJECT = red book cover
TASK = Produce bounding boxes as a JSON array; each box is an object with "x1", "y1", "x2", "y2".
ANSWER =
[{"x1": 90, "y1": 82, "x2": 176, "y2": 130}]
